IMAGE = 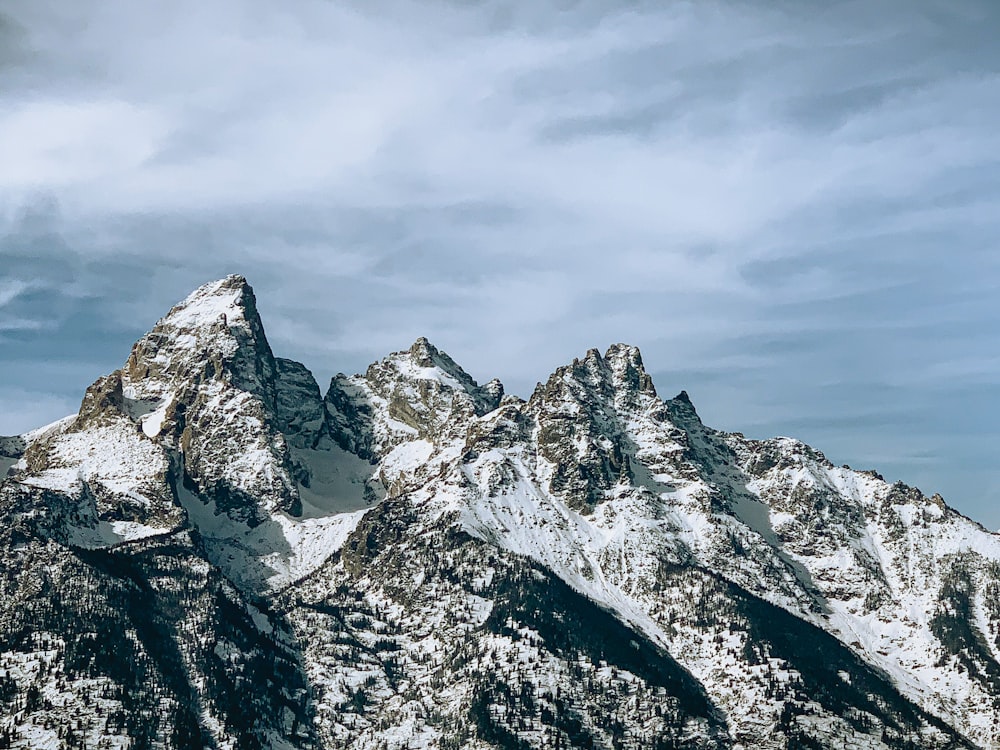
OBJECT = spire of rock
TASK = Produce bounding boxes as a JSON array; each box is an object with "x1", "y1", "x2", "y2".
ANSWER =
[
  {"x1": 407, "y1": 336, "x2": 440, "y2": 366},
  {"x1": 482, "y1": 377, "x2": 505, "y2": 411},
  {"x1": 528, "y1": 348, "x2": 633, "y2": 510},
  {"x1": 667, "y1": 389, "x2": 702, "y2": 426},
  {"x1": 604, "y1": 343, "x2": 657, "y2": 398},
  {"x1": 532, "y1": 343, "x2": 658, "y2": 412},
  {"x1": 274, "y1": 358, "x2": 327, "y2": 449}
]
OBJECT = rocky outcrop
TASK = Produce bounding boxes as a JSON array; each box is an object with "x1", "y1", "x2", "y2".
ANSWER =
[
  {"x1": 0, "y1": 436, "x2": 25, "y2": 459},
  {"x1": 275, "y1": 357, "x2": 327, "y2": 449},
  {"x1": 324, "y1": 337, "x2": 503, "y2": 461}
]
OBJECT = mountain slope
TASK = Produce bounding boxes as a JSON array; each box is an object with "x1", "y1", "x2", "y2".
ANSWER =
[{"x1": 0, "y1": 275, "x2": 997, "y2": 749}]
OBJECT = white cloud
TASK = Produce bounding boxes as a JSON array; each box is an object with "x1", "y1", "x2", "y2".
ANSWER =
[{"x1": 0, "y1": 100, "x2": 166, "y2": 194}]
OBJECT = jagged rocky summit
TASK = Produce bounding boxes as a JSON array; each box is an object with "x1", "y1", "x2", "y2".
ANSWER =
[{"x1": 1, "y1": 275, "x2": 999, "y2": 750}]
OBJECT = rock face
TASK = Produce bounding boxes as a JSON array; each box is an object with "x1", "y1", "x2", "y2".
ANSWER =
[
  {"x1": 1, "y1": 276, "x2": 999, "y2": 750},
  {"x1": 120, "y1": 275, "x2": 300, "y2": 524}
]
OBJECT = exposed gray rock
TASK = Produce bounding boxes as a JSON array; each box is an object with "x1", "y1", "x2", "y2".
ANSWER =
[
  {"x1": 275, "y1": 357, "x2": 327, "y2": 449},
  {"x1": 0, "y1": 435, "x2": 25, "y2": 459}
]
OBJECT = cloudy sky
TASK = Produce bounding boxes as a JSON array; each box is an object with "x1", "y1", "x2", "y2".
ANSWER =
[{"x1": 2, "y1": 0, "x2": 999, "y2": 528}]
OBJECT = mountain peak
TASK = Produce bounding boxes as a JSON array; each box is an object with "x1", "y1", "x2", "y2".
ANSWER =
[
  {"x1": 114, "y1": 276, "x2": 294, "y2": 523},
  {"x1": 329, "y1": 337, "x2": 503, "y2": 460},
  {"x1": 558, "y1": 348, "x2": 609, "y2": 391},
  {"x1": 534, "y1": 343, "x2": 657, "y2": 407},
  {"x1": 380, "y1": 337, "x2": 481, "y2": 396},
  {"x1": 604, "y1": 343, "x2": 656, "y2": 398},
  {"x1": 124, "y1": 275, "x2": 276, "y2": 402},
  {"x1": 161, "y1": 274, "x2": 255, "y2": 328},
  {"x1": 407, "y1": 336, "x2": 438, "y2": 364},
  {"x1": 667, "y1": 388, "x2": 701, "y2": 424}
]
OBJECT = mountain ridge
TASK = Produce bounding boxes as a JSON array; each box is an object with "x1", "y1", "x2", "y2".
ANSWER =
[{"x1": 1, "y1": 275, "x2": 998, "y2": 749}]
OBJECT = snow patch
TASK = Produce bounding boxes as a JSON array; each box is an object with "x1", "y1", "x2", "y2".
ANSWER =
[
  {"x1": 293, "y1": 445, "x2": 381, "y2": 517},
  {"x1": 141, "y1": 399, "x2": 170, "y2": 438},
  {"x1": 177, "y1": 459, "x2": 371, "y2": 591}
]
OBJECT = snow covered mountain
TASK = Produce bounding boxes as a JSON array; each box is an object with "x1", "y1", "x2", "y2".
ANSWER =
[{"x1": 2, "y1": 275, "x2": 999, "y2": 749}]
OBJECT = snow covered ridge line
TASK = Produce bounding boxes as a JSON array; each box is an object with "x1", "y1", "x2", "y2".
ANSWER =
[{"x1": 2, "y1": 273, "x2": 1000, "y2": 749}]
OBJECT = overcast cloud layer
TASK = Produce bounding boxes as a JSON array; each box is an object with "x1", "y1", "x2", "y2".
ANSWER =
[{"x1": 1, "y1": 0, "x2": 999, "y2": 528}]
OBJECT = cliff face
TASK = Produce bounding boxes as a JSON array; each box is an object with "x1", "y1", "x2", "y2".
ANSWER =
[{"x1": 1, "y1": 276, "x2": 998, "y2": 749}]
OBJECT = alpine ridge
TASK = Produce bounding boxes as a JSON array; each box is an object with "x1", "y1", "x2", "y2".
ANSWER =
[{"x1": 1, "y1": 275, "x2": 999, "y2": 749}]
